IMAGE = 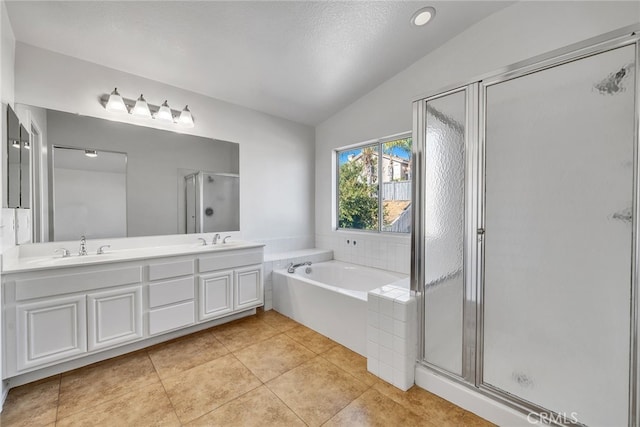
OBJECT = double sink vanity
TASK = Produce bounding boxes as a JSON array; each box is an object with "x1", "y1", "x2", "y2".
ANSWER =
[{"x1": 1, "y1": 236, "x2": 264, "y2": 384}]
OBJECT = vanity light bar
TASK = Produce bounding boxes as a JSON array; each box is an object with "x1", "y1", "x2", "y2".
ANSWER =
[{"x1": 100, "y1": 88, "x2": 194, "y2": 128}]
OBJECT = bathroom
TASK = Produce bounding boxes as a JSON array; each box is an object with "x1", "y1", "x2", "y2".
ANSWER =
[{"x1": 0, "y1": 1, "x2": 639, "y2": 426}]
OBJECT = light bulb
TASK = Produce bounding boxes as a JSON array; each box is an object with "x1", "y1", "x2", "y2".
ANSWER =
[
  {"x1": 155, "y1": 100, "x2": 173, "y2": 122},
  {"x1": 105, "y1": 88, "x2": 128, "y2": 113},
  {"x1": 85, "y1": 150, "x2": 98, "y2": 158},
  {"x1": 411, "y1": 7, "x2": 436, "y2": 26},
  {"x1": 178, "y1": 105, "x2": 194, "y2": 128},
  {"x1": 131, "y1": 94, "x2": 151, "y2": 118}
]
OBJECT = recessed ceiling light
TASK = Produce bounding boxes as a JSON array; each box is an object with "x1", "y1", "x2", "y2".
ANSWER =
[{"x1": 411, "y1": 7, "x2": 436, "y2": 26}]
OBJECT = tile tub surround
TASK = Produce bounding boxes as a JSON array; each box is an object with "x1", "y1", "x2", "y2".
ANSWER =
[
  {"x1": 315, "y1": 232, "x2": 411, "y2": 275},
  {"x1": 0, "y1": 308, "x2": 493, "y2": 426},
  {"x1": 262, "y1": 248, "x2": 333, "y2": 310},
  {"x1": 367, "y1": 284, "x2": 418, "y2": 391}
]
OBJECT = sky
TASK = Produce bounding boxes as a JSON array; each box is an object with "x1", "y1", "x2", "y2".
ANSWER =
[{"x1": 338, "y1": 140, "x2": 412, "y2": 166}]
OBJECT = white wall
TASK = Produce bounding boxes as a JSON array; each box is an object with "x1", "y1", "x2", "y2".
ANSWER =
[
  {"x1": 0, "y1": 0, "x2": 15, "y2": 407},
  {"x1": 14, "y1": 43, "x2": 316, "y2": 251},
  {"x1": 315, "y1": 1, "x2": 640, "y2": 274}
]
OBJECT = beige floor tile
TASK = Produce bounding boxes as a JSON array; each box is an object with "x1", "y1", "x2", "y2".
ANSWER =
[
  {"x1": 162, "y1": 353, "x2": 262, "y2": 424},
  {"x1": 0, "y1": 376, "x2": 59, "y2": 427},
  {"x1": 234, "y1": 334, "x2": 315, "y2": 382},
  {"x1": 186, "y1": 385, "x2": 305, "y2": 426},
  {"x1": 324, "y1": 388, "x2": 427, "y2": 427},
  {"x1": 213, "y1": 319, "x2": 280, "y2": 352},
  {"x1": 210, "y1": 315, "x2": 264, "y2": 339},
  {"x1": 148, "y1": 329, "x2": 228, "y2": 379},
  {"x1": 56, "y1": 382, "x2": 179, "y2": 427},
  {"x1": 267, "y1": 357, "x2": 368, "y2": 426},
  {"x1": 374, "y1": 382, "x2": 468, "y2": 425},
  {"x1": 284, "y1": 325, "x2": 338, "y2": 354},
  {"x1": 322, "y1": 344, "x2": 380, "y2": 387},
  {"x1": 57, "y1": 352, "x2": 160, "y2": 419},
  {"x1": 256, "y1": 309, "x2": 300, "y2": 332}
]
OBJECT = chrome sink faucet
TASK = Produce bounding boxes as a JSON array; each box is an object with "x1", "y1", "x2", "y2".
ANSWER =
[
  {"x1": 212, "y1": 233, "x2": 221, "y2": 245},
  {"x1": 79, "y1": 235, "x2": 88, "y2": 256},
  {"x1": 97, "y1": 245, "x2": 111, "y2": 255},
  {"x1": 223, "y1": 235, "x2": 232, "y2": 244}
]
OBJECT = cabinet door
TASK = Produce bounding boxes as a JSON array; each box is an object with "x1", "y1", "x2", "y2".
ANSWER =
[
  {"x1": 198, "y1": 270, "x2": 233, "y2": 321},
  {"x1": 234, "y1": 265, "x2": 263, "y2": 310},
  {"x1": 16, "y1": 295, "x2": 87, "y2": 371},
  {"x1": 87, "y1": 286, "x2": 143, "y2": 351}
]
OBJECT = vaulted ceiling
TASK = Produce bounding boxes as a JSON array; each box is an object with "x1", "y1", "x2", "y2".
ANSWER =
[{"x1": 6, "y1": 1, "x2": 511, "y2": 125}]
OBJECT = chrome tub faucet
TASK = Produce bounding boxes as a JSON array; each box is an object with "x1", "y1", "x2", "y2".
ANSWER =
[{"x1": 287, "y1": 261, "x2": 312, "y2": 273}]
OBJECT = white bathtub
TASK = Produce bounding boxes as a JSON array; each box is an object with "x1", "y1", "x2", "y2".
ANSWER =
[{"x1": 272, "y1": 260, "x2": 408, "y2": 356}]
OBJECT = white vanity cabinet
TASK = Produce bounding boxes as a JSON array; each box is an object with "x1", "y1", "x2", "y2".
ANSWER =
[
  {"x1": 15, "y1": 294, "x2": 87, "y2": 371},
  {"x1": 197, "y1": 249, "x2": 263, "y2": 321},
  {"x1": 147, "y1": 259, "x2": 196, "y2": 336},
  {"x1": 87, "y1": 286, "x2": 143, "y2": 351},
  {"x1": 2, "y1": 244, "x2": 264, "y2": 380}
]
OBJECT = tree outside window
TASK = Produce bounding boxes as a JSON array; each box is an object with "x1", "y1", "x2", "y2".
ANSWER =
[{"x1": 337, "y1": 135, "x2": 412, "y2": 233}]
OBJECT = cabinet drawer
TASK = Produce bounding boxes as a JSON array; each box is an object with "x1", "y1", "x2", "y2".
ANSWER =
[
  {"x1": 148, "y1": 260, "x2": 194, "y2": 281},
  {"x1": 149, "y1": 301, "x2": 195, "y2": 335},
  {"x1": 14, "y1": 267, "x2": 142, "y2": 301},
  {"x1": 198, "y1": 249, "x2": 263, "y2": 273},
  {"x1": 149, "y1": 277, "x2": 194, "y2": 308}
]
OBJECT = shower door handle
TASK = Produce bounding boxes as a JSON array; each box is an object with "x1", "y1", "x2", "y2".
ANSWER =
[{"x1": 477, "y1": 228, "x2": 485, "y2": 242}]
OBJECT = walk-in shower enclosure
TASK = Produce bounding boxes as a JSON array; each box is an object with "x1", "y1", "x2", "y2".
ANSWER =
[
  {"x1": 184, "y1": 171, "x2": 239, "y2": 234},
  {"x1": 412, "y1": 26, "x2": 640, "y2": 426}
]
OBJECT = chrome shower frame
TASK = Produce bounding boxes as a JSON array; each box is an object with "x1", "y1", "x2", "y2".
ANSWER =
[{"x1": 411, "y1": 24, "x2": 640, "y2": 427}]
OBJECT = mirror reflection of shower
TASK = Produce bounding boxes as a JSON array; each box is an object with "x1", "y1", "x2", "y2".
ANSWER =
[{"x1": 184, "y1": 171, "x2": 239, "y2": 233}]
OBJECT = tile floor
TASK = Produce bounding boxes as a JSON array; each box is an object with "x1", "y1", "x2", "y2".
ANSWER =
[{"x1": 0, "y1": 309, "x2": 494, "y2": 426}]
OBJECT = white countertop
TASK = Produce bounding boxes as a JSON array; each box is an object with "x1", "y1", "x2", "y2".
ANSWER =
[{"x1": 2, "y1": 237, "x2": 264, "y2": 274}]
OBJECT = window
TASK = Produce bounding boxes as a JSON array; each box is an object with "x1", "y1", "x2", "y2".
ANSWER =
[{"x1": 336, "y1": 134, "x2": 412, "y2": 233}]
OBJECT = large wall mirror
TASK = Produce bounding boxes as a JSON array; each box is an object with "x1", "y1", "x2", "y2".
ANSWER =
[{"x1": 17, "y1": 104, "x2": 240, "y2": 242}]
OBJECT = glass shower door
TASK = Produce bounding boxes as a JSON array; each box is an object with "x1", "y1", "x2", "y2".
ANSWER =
[
  {"x1": 482, "y1": 45, "x2": 636, "y2": 426},
  {"x1": 422, "y1": 88, "x2": 470, "y2": 376}
]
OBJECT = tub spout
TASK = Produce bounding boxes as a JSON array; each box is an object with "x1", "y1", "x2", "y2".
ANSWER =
[{"x1": 287, "y1": 261, "x2": 312, "y2": 274}]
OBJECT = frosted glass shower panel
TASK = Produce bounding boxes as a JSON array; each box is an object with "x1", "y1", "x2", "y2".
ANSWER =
[
  {"x1": 202, "y1": 173, "x2": 239, "y2": 232},
  {"x1": 483, "y1": 46, "x2": 635, "y2": 426},
  {"x1": 423, "y1": 89, "x2": 466, "y2": 375}
]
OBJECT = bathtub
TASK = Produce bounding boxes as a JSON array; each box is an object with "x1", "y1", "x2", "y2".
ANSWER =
[{"x1": 272, "y1": 260, "x2": 408, "y2": 356}]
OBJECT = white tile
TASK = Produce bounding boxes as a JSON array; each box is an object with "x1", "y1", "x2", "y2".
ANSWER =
[
  {"x1": 367, "y1": 340, "x2": 379, "y2": 359},
  {"x1": 367, "y1": 293, "x2": 380, "y2": 313},
  {"x1": 404, "y1": 371, "x2": 415, "y2": 390},
  {"x1": 379, "y1": 296, "x2": 394, "y2": 318},
  {"x1": 263, "y1": 261, "x2": 273, "y2": 276},
  {"x1": 264, "y1": 280, "x2": 273, "y2": 291},
  {"x1": 393, "y1": 319, "x2": 407, "y2": 339},
  {"x1": 379, "y1": 345, "x2": 393, "y2": 366},
  {"x1": 393, "y1": 300, "x2": 407, "y2": 321},
  {"x1": 392, "y1": 352, "x2": 411, "y2": 372},
  {"x1": 379, "y1": 362, "x2": 393, "y2": 383},
  {"x1": 393, "y1": 336, "x2": 406, "y2": 356},
  {"x1": 367, "y1": 325, "x2": 379, "y2": 344},
  {"x1": 367, "y1": 310, "x2": 379, "y2": 328},
  {"x1": 367, "y1": 357, "x2": 379, "y2": 376},
  {"x1": 379, "y1": 329, "x2": 393, "y2": 349},
  {"x1": 393, "y1": 368, "x2": 413, "y2": 391},
  {"x1": 379, "y1": 314, "x2": 393, "y2": 334},
  {"x1": 394, "y1": 291, "x2": 411, "y2": 303}
]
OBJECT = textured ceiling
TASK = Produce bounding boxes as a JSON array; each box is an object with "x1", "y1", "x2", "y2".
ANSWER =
[{"x1": 6, "y1": 1, "x2": 511, "y2": 125}]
